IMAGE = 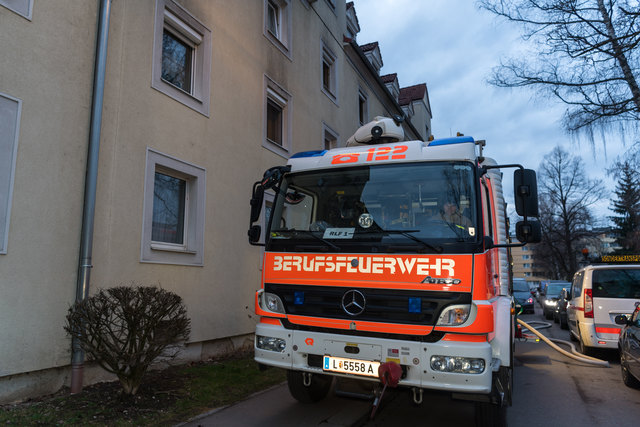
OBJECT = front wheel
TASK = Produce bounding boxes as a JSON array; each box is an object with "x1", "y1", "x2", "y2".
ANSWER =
[
  {"x1": 621, "y1": 352, "x2": 640, "y2": 389},
  {"x1": 286, "y1": 370, "x2": 333, "y2": 403}
]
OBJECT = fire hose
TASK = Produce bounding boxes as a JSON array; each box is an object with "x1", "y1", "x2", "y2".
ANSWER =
[{"x1": 517, "y1": 318, "x2": 610, "y2": 367}]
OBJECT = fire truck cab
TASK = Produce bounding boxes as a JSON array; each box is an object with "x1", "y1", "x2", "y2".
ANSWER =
[{"x1": 248, "y1": 117, "x2": 540, "y2": 425}]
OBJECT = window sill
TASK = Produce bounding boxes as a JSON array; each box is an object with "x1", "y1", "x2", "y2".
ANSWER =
[{"x1": 150, "y1": 243, "x2": 197, "y2": 255}]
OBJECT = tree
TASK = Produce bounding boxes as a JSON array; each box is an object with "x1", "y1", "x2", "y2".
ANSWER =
[
  {"x1": 533, "y1": 147, "x2": 606, "y2": 279},
  {"x1": 609, "y1": 161, "x2": 640, "y2": 251},
  {"x1": 479, "y1": 0, "x2": 640, "y2": 135},
  {"x1": 65, "y1": 286, "x2": 191, "y2": 396}
]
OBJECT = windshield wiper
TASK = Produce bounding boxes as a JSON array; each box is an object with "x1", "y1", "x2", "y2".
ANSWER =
[
  {"x1": 286, "y1": 230, "x2": 341, "y2": 251},
  {"x1": 361, "y1": 229, "x2": 443, "y2": 254}
]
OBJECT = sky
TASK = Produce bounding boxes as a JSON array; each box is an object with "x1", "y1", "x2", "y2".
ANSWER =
[{"x1": 352, "y1": 0, "x2": 632, "y2": 223}]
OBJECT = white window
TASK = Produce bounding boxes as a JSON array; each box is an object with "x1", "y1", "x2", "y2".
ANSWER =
[
  {"x1": 141, "y1": 148, "x2": 206, "y2": 266},
  {"x1": 323, "y1": 122, "x2": 338, "y2": 150},
  {"x1": 263, "y1": 75, "x2": 292, "y2": 157},
  {"x1": 0, "y1": 92, "x2": 21, "y2": 254},
  {"x1": 264, "y1": 0, "x2": 291, "y2": 58},
  {"x1": 321, "y1": 42, "x2": 338, "y2": 102},
  {"x1": 0, "y1": 0, "x2": 32, "y2": 19},
  {"x1": 358, "y1": 88, "x2": 369, "y2": 125},
  {"x1": 152, "y1": 0, "x2": 212, "y2": 116}
]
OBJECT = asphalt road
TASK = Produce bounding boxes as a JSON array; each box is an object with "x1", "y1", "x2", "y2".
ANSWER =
[{"x1": 181, "y1": 304, "x2": 640, "y2": 427}]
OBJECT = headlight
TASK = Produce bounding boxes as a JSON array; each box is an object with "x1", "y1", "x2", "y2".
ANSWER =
[
  {"x1": 256, "y1": 335, "x2": 286, "y2": 352},
  {"x1": 430, "y1": 356, "x2": 485, "y2": 374},
  {"x1": 545, "y1": 300, "x2": 557, "y2": 306},
  {"x1": 258, "y1": 291, "x2": 286, "y2": 314},
  {"x1": 436, "y1": 304, "x2": 470, "y2": 326}
]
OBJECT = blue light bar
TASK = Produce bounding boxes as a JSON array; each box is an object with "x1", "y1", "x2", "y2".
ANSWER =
[
  {"x1": 294, "y1": 291, "x2": 305, "y2": 305},
  {"x1": 408, "y1": 297, "x2": 422, "y2": 313},
  {"x1": 290, "y1": 150, "x2": 327, "y2": 159},
  {"x1": 428, "y1": 136, "x2": 475, "y2": 146}
]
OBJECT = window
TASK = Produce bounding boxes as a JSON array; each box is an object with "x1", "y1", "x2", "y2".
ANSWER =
[
  {"x1": 522, "y1": 255, "x2": 530, "y2": 260},
  {"x1": 263, "y1": 75, "x2": 292, "y2": 157},
  {"x1": 266, "y1": 99, "x2": 283, "y2": 146},
  {"x1": 523, "y1": 263, "x2": 531, "y2": 268},
  {"x1": 267, "y1": 0, "x2": 280, "y2": 38},
  {"x1": 0, "y1": 0, "x2": 32, "y2": 19},
  {"x1": 321, "y1": 42, "x2": 338, "y2": 102},
  {"x1": 152, "y1": 0, "x2": 212, "y2": 116},
  {"x1": 0, "y1": 92, "x2": 21, "y2": 254},
  {"x1": 358, "y1": 88, "x2": 369, "y2": 125},
  {"x1": 323, "y1": 123, "x2": 338, "y2": 150},
  {"x1": 264, "y1": 0, "x2": 291, "y2": 58},
  {"x1": 142, "y1": 148, "x2": 206, "y2": 265}
]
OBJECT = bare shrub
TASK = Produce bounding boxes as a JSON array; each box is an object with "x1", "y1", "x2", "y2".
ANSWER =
[{"x1": 65, "y1": 285, "x2": 191, "y2": 395}]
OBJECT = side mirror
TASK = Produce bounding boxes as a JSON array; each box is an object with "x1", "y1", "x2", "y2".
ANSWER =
[
  {"x1": 250, "y1": 185, "x2": 264, "y2": 223},
  {"x1": 615, "y1": 314, "x2": 630, "y2": 326},
  {"x1": 514, "y1": 169, "x2": 539, "y2": 217},
  {"x1": 516, "y1": 219, "x2": 541, "y2": 243},
  {"x1": 248, "y1": 225, "x2": 261, "y2": 244}
]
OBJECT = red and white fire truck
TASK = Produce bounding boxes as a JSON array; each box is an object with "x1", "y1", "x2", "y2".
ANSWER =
[{"x1": 248, "y1": 117, "x2": 540, "y2": 425}]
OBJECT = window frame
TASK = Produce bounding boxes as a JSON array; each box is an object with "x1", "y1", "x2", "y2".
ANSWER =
[
  {"x1": 0, "y1": 0, "x2": 32, "y2": 20},
  {"x1": 141, "y1": 148, "x2": 206, "y2": 266},
  {"x1": 263, "y1": 0, "x2": 292, "y2": 59},
  {"x1": 358, "y1": 87, "x2": 369, "y2": 125},
  {"x1": 322, "y1": 122, "x2": 339, "y2": 150},
  {"x1": 321, "y1": 41, "x2": 338, "y2": 103},
  {"x1": 152, "y1": 0, "x2": 212, "y2": 117},
  {"x1": 0, "y1": 92, "x2": 22, "y2": 254},
  {"x1": 263, "y1": 75, "x2": 292, "y2": 158}
]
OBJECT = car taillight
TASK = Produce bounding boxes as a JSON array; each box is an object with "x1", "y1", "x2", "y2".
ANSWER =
[{"x1": 584, "y1": 289, "x2": 593, "y2": 318}]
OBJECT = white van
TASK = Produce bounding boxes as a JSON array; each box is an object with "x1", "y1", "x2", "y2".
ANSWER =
[{"x1": 567, "y1": 264, "x2": 640, "y2": 354}]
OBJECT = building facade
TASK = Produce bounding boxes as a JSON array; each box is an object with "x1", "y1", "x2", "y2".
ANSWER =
[{"x1": 0, "y1": 0, "x2": 432, "y2": 402}]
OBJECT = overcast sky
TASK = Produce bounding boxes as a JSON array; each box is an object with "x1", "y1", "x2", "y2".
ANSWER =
[{"x1": 353, "y1": 0, "x2": 630, "y2": 223}]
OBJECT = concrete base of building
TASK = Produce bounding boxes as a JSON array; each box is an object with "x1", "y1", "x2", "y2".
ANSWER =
[{"x1": 0, "y1": 333, "x2": 255, "y2": 404}]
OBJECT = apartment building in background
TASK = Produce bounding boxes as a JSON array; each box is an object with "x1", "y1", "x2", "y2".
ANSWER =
[{"x1": 0, "y1": 0, "x2": 432, "y2": 402}]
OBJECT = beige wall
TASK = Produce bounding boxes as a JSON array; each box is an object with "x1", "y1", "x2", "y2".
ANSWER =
[
  {"x1": 0, "y1": 0, "x2": 431, "y2": 401},
  {"x1": 0, "y1": 1, "x2": 97, "y2": 377}
]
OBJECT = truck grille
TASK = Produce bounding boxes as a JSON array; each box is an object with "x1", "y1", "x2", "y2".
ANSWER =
[{"x1": 265, "y1": 283, "x2": 471, "y2": 326}]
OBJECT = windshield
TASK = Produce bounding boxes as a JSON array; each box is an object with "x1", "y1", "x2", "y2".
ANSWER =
[
  {"x1": 513, "y1": 281, "x2": 529, "y2": 293},
  {"x1": 267, "y1": 162, "x2": 479, "y2": 253},
  {"x1": 546, "y1": 284, "x2": 568, "y2": 296}
]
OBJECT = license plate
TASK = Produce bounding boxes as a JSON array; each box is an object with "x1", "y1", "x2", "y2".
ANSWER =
[{"x1": 323, "y1": 355, "x2": 380, "y2": 378}]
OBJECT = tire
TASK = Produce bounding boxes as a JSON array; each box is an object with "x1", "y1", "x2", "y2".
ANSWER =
[
  {"x1": 553, "y1": 312, "x2": 559, "y2": 323},
  {"x1": 577, "y1": 331, "x2": 593, "y2": 357},
  {"x1": 544, "y1": 309, "x2": 553, "y2": 320},
  {"x1": 560, "y1": 315, "x2": 568, "y2": 330},
  {"x1": 475, "y1": 401, "x2": 507, "y2": 427},
  {"x1": 286, "y1": 370, "x2": 332, "y2": 403},
  {"x1": 621, "y1": 352, "x2": 640, "y2": 389}
]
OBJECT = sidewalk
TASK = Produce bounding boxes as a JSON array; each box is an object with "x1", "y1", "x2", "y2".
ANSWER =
[{"x1": 178, "y1": 382, "x2": 372, "y2": 427}]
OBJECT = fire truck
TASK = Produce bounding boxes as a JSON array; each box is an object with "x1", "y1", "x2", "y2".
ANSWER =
[{"x1": 248, "y1": 117, "x2": 540, "y2": 425}]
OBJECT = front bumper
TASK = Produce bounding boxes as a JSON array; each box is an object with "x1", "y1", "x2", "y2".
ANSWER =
[{"x1": 255, "y1": 322, "x2": 494, "y2": 394}]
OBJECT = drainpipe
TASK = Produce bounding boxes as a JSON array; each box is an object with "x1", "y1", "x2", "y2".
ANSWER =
[{"x1": 70, "y1": 0, "x2": 111, "y2": 394}]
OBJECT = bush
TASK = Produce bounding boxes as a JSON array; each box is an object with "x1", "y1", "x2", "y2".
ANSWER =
[{"x1": 65, "y1": 285, "x2": 191, "y2": 395}]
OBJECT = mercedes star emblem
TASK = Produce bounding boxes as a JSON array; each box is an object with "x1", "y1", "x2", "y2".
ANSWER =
[{"x1": 342, "y1": 290, "x2": 366, "y2": 316}]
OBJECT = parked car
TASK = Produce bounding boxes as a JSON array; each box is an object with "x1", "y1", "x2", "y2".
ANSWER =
[
  {"x1": 542, "y1": 282, "x2": 571, "y2": 320},
  {"x1": 615, "y1": 302, "x2": 640, "y2": 388},
  {"x1": 537, "y1": 280, "x2": 568, "y2": 305},
  {"x1": 568, "y1": 264, "x2": 640, "y2": 355},
  {"x1": 513, "y1": 278, "x2": 535, "y2": 314},
  {"x1": 553, "y1": 288, "x2": 570, "y2": 329}
]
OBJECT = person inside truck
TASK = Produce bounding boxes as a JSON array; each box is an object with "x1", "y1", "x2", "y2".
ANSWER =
[{"x1": 431, "y1": 196, "x2": 472, "y2": 232}]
